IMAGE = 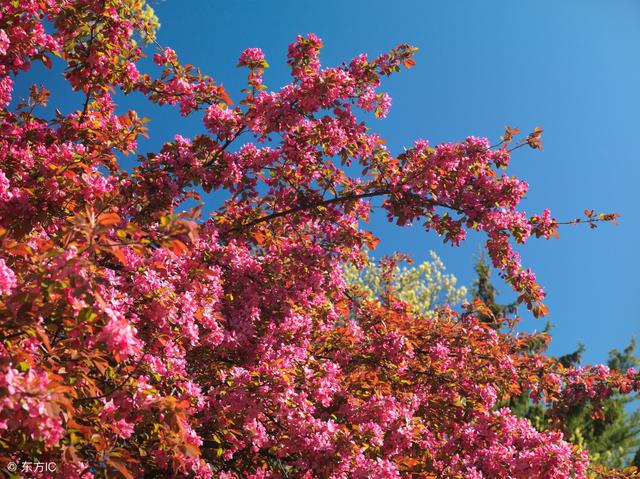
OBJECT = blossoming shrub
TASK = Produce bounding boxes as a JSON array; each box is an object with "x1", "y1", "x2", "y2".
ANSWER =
[{"x1": 0, "y1": 1, "x2": 636, "y2": 477}]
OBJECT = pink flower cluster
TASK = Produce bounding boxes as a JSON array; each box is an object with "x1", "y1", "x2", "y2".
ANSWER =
[
  {"x1": 0, "y1": 368, "x2": 65, "y2": 446},
  {"x1": 0, "y1": 258, "x2": 16, "y2": 295},
  {"x1": 204, "y1": 104, "x2": 241, "y2": 140},
  {"x1": 446, "y1": 408, "x2": 588, "y2": 479},
  {"x1": 153, "y1": 47, "x2": 178, "y2": 66},
  {"x1": 238, "y1": 47, "x2": 265, "y2": 67}
]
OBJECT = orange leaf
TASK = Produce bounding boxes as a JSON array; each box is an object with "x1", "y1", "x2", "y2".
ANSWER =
[
  {"x1": 107, "y1": 245, "x2": 128, "y2": 265},
  {"x1": 253, "y1": 231, "x2": 266, "y2": 245},
  {"x1": 218, "y1": 85, "x2": 233, "y2": 105},
  {"x1": 107, "y1": 460, "x2": 134, "y2": 479},
  {"x1": 402, "y1": 457, "x2": 420, "y2": 468},
  {"x1": 4, "y1": 240, "x2": 31, "y2": 256},
  {"x1": 365, "y1": 232, "x2": 380, "y2": 250},
  {"x1": 181, "y1": 443, "x2": 201, "y2": 458},
  {"x1": 532, "y1": 302, "x2": 549, "y2": 318},
  {"x1": 403, "y1": 58, "x2": 416, "y2": 69},
  {"x1": 34, "y1": 326, "x2": 52, "y2": 352},
  {"x1": 98, "y1": 213, "x2": 120, "y2": 226},
  {"x1": 168, "y1": 239, "x2": 189, "y2": 255}
]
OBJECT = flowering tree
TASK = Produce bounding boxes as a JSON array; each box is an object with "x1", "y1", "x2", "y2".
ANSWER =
[
  {"x1": 350, "y1": 252, "x2": 640, "y2": 471},
  {"x1": 0, "y1": 1, "x2": 636, "y2": 478}
]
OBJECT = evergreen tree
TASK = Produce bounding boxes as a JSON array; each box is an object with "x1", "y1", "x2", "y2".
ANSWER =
[{"x1": 472, "y1": 256, "x2": 640, "y2": 468}]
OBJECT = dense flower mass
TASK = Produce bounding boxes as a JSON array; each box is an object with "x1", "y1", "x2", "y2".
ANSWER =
[
  {"x1": 0, "y1": 259, "x2": 15, "y2": 296},
  {"x1": 204, "y1": 104, "x2": 241, "y2": 140},
  {"x1": 0, "y1": 1, "x2": 634, "y2": 478}
]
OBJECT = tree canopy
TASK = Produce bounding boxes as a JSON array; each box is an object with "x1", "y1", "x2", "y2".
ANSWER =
[{"x1": 0, "y1": 1, "x2": 636, "y2": 478}]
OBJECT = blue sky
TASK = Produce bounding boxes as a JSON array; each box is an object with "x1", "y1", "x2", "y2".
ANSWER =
[
  {"x1": 146, "y1": 0, "x2": 639, "y2": 364},
  {"x1": 23, "y1": 0, "x2": 640, "y2": 364}
]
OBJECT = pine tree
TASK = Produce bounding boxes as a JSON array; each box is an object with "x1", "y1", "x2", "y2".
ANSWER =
[{"x1": 472, "y1": 256, "x2": 640, "y2": 467}]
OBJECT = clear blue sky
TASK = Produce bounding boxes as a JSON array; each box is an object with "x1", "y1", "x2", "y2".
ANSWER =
[{"x1": 24, "y1": 0, "x2": 640, "y2": 364}]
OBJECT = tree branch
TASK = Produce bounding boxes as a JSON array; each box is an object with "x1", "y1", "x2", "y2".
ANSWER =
[{"x1": 233, "y1": 188, "x2": 391, "y2": 231}]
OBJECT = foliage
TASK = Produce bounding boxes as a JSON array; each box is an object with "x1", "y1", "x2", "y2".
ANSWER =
[
  {"x1": 470, "y1": 253, "x2": 517, "y2": 323},
  {"x1": 569, "y1": 341, "x2": 640, "y2": 468},
  {"x1": 473, "y1": 257, "x2": 640, "y2": 472},
  {"x1": 520, "y1": 340, "x2": 640, "y2": 470},
  {"x1": 343, "y1": 250, "x2": 467, "y2": 317},
  {"x1": 0, "y1": 1, "x2": 634, "y2": 478},
  {"x1": 350, "y1": 251, "x2": 640, "y2": 472}
]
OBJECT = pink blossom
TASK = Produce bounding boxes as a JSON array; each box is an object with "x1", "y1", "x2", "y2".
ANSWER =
[
  {"x1": 125, "y1": 61, "x2": 140, "y2": 82},
  {"x1": 0, "y1": 29, "x2": 9, "y2": 56},
  {"x1": 0, "y1": 258, "x2": 16, "y2": 295},
  {"x1": 0, "y1": 76, "x2": 12, "y2": 107},
  {"x1": 113, "y1": 419, "x2": 135, "y2": 439},
  {"x1": 153, "y1": 47, "x2": 177, "y2": 66},
  {"x1": 100, "y1": 308, "x2": 142, "y2": 357},
  {"x1": 238, "y1": 47, "x2": 265, "y2": 66},
  {"x1": 204, "y1": 104, "x2": 240, "y2": 140}
]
